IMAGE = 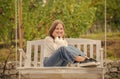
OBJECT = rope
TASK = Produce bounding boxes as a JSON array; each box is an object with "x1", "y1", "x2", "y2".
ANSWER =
[
  {"x1": 104, "y1": 0, "x2": 107, "y2": 62},
  {"x1": 15, "y1": 0, "x2": 18, "y2": 67}
]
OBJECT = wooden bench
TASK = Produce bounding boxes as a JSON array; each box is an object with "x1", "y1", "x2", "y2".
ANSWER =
[{"x1": 17, "y1": 38, "x2": 104, "y2": 79}]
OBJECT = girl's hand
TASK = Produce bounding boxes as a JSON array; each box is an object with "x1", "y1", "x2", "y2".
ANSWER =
[
  {"x1": 55, "y1": 37, "x2": 67, "y2": 46},
  {"x1": 55, "y1": 37, "x2": 63, "y2": 44},
  {"x1": 54, "y1": 37, "x2": 68, "y2": 49}
]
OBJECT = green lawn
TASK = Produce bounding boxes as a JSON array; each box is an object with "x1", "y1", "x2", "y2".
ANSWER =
[{"x1": 80, "y1": 32, "x2": 120, "y2": 40}]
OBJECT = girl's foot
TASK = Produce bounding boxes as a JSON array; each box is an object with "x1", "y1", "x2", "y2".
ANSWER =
[{"x1": 74, "y1": 56, "x2": 86, "y2": 62}]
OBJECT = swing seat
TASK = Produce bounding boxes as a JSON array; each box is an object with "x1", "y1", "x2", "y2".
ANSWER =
[{"x1": 17, "y1": 38, "x2": 104, "y2": 79}]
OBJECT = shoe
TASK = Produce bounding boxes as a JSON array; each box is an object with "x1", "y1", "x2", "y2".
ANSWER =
[
  {"x1": 80, "y1": 58, "x2": 98, "y2": 63},
  {"x1": 74, "y1": 58, "x2": 96, "y2": 63},
  {"x1": 88, "y1": 58, "x2": 100, "y2": 65},
  {"x1": 79, "y1": 58, "x2": 100, "y2": 67},
  {"x1": 88, "y1": 58, "x2": 97, "y2": 62}
]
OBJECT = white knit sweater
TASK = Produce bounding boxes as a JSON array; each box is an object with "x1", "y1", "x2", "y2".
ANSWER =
[{"x1": 43, "y1": 36, "x2": 68, "y2": 57}]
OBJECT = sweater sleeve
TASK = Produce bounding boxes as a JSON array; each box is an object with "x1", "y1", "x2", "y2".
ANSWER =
[
  {"x1": 44, "y1": 36, "x2": 68, "y2": 57},
  {"x1": 44, "y1": 36, "x2": 56, "y2": 51}
]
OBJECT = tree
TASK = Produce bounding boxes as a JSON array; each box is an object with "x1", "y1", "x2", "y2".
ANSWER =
[
  {"x1": 106, "y1": 0, "x2": 120, "y2": 32},
  {"x1": 0, "y1": 0, "x2": 15, "y2": 44},
  {"x1": 22, "y1": 0, "x2": 96, "y2": 39},
  {"x1": 91, "y1": 0, "x2": 120, "y2": 33}
]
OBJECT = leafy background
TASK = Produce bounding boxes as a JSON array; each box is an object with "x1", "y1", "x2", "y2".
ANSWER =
[{"x1": 0, "y1": 0, "x2": 120, "y2": 61}]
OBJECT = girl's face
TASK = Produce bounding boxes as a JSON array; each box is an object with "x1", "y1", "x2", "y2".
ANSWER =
[{"x1": 52, "y1": 23, "x2": 65, "y2": 38}]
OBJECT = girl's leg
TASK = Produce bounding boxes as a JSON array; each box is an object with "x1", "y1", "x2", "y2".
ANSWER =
[
  {"x1": 44, "y1": 46, "x2": 75, "y2": 67},
  {"x1": 65, "y1": 46, "x2": 89, "y2": 62},
  {"x1": 65, "y1": 45, "x2": 86, "y2": 57}
]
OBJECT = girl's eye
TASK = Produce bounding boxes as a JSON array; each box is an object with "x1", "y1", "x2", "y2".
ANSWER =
[
  {"x1": 56, "y1": 28, "x2": 59, "y2": 30},
  {"x1": 56, "y1": 27, "x2": 63, "y2": 30},
  {"x1": 60, "y1": 28, "x2": 63, "y2": 30}
]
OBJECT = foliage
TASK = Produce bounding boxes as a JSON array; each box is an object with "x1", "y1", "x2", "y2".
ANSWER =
[
  {"x1": 91, "y1": 0, "x2": 120, "y2": 32},
  {"x1": 106, "y1": 0, "x2": 120, "y2": 31},
  {"x1": 0, "y1": 0, "x2": 120, "y2": 62},
  {"x1": 0, "y1": 0, "x2": 120, "y2": 41},
  {"x1": 22, "y1": 0, "x2": 96, "y2": 39},
  {"x1": 0, "y1": 0, "x2": 15, "y2": 44}
]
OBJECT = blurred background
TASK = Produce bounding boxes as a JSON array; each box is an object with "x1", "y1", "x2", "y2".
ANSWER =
[{"x1": 0, "y1": 0, "x2": 120, "y2": 63}]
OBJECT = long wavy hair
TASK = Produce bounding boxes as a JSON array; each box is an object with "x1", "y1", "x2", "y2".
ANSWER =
[{"x1": 48, "y1": 20, "x2": 65, "y2": 39}]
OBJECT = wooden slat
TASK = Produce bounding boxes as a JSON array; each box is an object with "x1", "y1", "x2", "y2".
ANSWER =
[
  {"x1": 25, "y1": 41, "x2": 32, "y2": 67},
  {"x1": 18, "y1": 67, "x2": 103, "y2": 74},
  {"x1": 83, "y1": 44, "x2": 87, "y2": 56},
  {"x1": 90, "y1": 44, "x2": 93, "y2": 58},
  {"x1": 100, "y1": 48, "x2": 104, "y2": 67},
  {"x1": 77, "y1": 44, "x2": 80, "y2": 50},
  {"x1": 34, "y1": 44, "x2": 38, "y2": 67},
  {"x1": 40, "y1": 40, "x2": 44, "y2": 67},
  {"x1": 96, "y1": 41, "x2": 101, "y2": 61}
]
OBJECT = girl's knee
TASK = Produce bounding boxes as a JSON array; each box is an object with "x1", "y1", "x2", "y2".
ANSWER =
[
  {"x1": 59, "y1": 46, "x2": 67, "y2": 51},
  {"x1": 59, "y1": 46, "x2": 66, "y2": 49}
]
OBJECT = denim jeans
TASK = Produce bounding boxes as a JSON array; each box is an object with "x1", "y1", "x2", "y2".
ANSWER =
[
  {"x1": 43, "y1": 46, "x2": 85, "y2": 67},
  {"x1": 66, "y1": 45, "x2": 85, "y2": 57}
]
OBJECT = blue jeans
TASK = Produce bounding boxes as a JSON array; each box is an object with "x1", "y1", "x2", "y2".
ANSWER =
[
  {"x1": 44, "y1": 46, "x2": 85, "y2": 67},
  {"x1": 66, "y1": 46, "x2": 85, "y2": 57}
]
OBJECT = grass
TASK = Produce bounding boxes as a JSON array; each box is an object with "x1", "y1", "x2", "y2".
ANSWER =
[
  {"x1": 0, "y1": 48, "x2": 16, "y2": 62},
  {"x1": 80, "y1": 32, "x2": 120, "y2": 40}
]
